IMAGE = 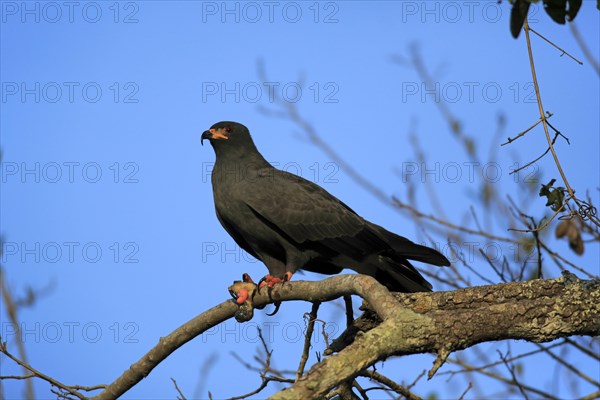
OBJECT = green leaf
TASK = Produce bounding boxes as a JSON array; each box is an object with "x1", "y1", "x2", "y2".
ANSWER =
[
  {"x1": 539, "y1": 179, "x2": 566, "y2": 211},
  {"x1": 567, "y1": 0, "x2": 582, "y2": 21},
  {"x1": 510, "y1": 0, "x2": 532, "y2": 38},
  {"x1": 543, "y1": 0, "x2": 582, "y2": 24},
  {"x1": 544, "y1": 0, "x2": 568, "y2": 24}
]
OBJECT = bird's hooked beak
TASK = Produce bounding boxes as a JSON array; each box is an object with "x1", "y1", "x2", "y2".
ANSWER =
[{"x1": 201, "y1": 128, "x2": 229, "y2": 146}]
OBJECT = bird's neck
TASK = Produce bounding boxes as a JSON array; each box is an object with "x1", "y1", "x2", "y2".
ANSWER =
[{"x1": 212, "y1": 145, "x2": 272, "y2": 185}]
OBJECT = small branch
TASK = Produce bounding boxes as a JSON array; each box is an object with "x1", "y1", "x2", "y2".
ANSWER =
[
  {"x1": 457, "y1": 382, "x2": 473, "y2": 400},
  {"x1": 478, "y1": 248, "x2": 509, "y2": 283},
  {"x1": 527, "y1": 26, "x2": 582, "y2": 65},
  {"x1": 359, "y1": 370, "x2": 422, "y2": 400},
  {"x1": 522, "y1": 18, "x2": 600, "y2": 230},
  {"x1": 508, "y1": 129, "x2": 565, "y2": 176},
  {"x1": 534, "y1": 343, "x2": 600, "y2": 388},
  {"x1": 563, "y1": 338, "x2": 600, "y2": 361},
  {"x1": 171, "y1": 378, "x2": 187, "y2": 400},
  {"x1": 392, "y1": 197, "x2": 520, "y2": 244},
  {"x1": 501, "y1": 116, "x2": 546, "y2": 146},
  {"x1": 539, "y1": 239, "x2": 597, "y2": 279},
  {"x1": 343, "y1": 295, "x2": 354, "y2": 328},
  {"x1": 570, "y1": 22, "x2": 600, "y2": 75},
  {"x1": 0, "y1": 267, "x2": 35, "y2": 400},
  {"x1": 447, "y1": 357, "x2": 557, "y2": 399},
  {"x1": 227, "y1": 328, "x2": 295, "y2": 400},
  {"x1": 508, "y1": 195, "x2": 573, "y2": 233},
  {"x1": 497, "y1": 350, "x2": 529, "y2": 400},
  {"x1": 582, "y1": 390, "x2": 600, "y2": 400},
  {"x1": 0, "y1": 341, "x2": 93, "y2": 400},
  {"x1": 296, "y1": 302, "x2": 321, "y2": 380},
  {"x1": 438, "y1": 341, "x2": 564, "y2": 378},
  {"x1": 0, "y1": 374, "x2": 36, "y2": 381}
]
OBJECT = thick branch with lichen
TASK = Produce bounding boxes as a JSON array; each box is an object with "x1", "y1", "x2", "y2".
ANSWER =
[
  {"x1": 270, "y1": 273, "x2": 599, "y2": 399},
  {"x1": 85, "y1": 273, "x2": 599, "y2": 400}
]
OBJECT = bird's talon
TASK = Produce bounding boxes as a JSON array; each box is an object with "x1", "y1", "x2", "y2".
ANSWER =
[
  {"x1": 266, "y1": 301, "x2": 282, "y2": 316},
  {"x1": 257, "y1": 276, "x2": 268, "y2": 293},
  {"x1": 242, "y1": 273, "x2": 255, "y2": 284},
  {"x1": 282, "y1": 272, "x2": 293, "y2": 282}
]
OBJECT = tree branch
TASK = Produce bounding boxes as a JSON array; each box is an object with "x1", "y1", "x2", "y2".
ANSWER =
[
  {"x1": 91, "y1": 275, "x2": 399, "y2": 399},
  {"x1": 269, "y1": 273, "x2": 599, "y2": 399},
  {"x1": 81, "y1": 273, "x2": 599, "y2": 399}
]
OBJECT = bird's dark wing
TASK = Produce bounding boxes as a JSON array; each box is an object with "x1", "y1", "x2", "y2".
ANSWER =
[
  {"x1": 242, "y1": 170, "x2": 365, "y2": 244},
  {"x1": 215, "y1": 207, "x2": 261, "y2": 260}
]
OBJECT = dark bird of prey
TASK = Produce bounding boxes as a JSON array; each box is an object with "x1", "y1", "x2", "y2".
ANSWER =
[{"x1": 201, "y1": 121, "x2": 449, "y2": 304}]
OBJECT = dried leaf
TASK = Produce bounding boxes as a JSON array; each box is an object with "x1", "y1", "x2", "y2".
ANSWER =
[{"x1": 555, "y1": 219, "x2": 584, "y2": 255}]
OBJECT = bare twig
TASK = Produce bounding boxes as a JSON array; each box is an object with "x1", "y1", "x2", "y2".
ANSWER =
[
  {"x1": 447, "y1": 357, "x2": 557, "y2": 399},
  {"x1": 523, "y1": 17, "x2": 600, "y2": 229},
  {"x1": 539, "y1": 239, "x2": 597, "y2": 279},
  {"x1": 392, "y1": 197, "x2": 520, "y2": 244},
  {"x1": 171, "y1": 377, "x2": 188, "y2": 400},
  {"x1": 439, "y1": 341, "x2": 564, "y2": 377},
  {"x1": 563, "y1": 338, "x2": 600, "y2": 361},
  {"x1": 508, "y1": 129, "x2": 566, "y2": 176},
  {"x1": 534, "y1": 343, "x2": 600, "y2": 388},
  {"x1": 497, "y1": 349, "x2": 529, "y2": 400},
  {"x1": 527, "y1": 26, "x2": 582, "y2": 65},
  {"x1": 570, "y1": 22, "x2": 600, "y2": 75},
  {"x1": 359, "y1": 370, "x2": 422, "y2": 400},
  {"x1": 457, "y1": 382, "x2": 473, "y2": 400},
  {"x1": 0, "y1": 267, "x2": 35, "y2": 400},
  {"x1": 343, "y1": 295, "x2": 354, "y2": 328},
  {"x1": 296, "y1": 302, "x2": 321, "y2": 380},
  {"x1": 501, "y1": 116, "x2": 547, "y2": 146},
  {"x1": 228, "y1": 327, "x2": 295, "y2": 400},
  {"x1": 0, "y1": 340, "x2": 100, "y2": 400}
]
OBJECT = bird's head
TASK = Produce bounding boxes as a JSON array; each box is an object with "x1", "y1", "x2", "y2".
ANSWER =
[
  {"x1": 201, "y1": 121, "x2": 267, "y2": 165},
  {"x1": 201, "y1": 121, "x2": 251, "y2": 147}
]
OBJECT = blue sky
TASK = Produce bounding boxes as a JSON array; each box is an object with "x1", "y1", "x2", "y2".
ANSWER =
[{"x1": 1, "y1": 1, "x2": 599, "y2": 399}]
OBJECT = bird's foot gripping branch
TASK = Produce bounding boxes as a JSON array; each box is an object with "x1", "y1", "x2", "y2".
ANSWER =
[
  {"x1": 228, "y1": 273, "x2": 259, "y2": 322},
  {"x1": 228, "y1": 272, "x2": 293, "y2": 322}
]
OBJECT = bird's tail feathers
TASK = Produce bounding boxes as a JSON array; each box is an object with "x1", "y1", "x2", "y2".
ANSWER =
[
  {"x1": 367, "y1": 222, "x2": 450, "y2": 266},
  {"x1": 368, "y1": 256, "x2": 433, "y2": 293}
]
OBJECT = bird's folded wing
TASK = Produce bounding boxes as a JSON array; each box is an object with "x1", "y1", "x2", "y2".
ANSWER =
[{"x1": 243, "y1": 171, "x2": 365, "y2": 243}]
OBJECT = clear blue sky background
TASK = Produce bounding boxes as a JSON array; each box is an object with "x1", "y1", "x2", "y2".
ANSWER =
[{"x1": 1, "y1": 1, "x2": 599, "y2": 399}]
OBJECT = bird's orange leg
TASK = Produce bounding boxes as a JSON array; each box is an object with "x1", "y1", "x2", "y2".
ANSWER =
[
  {"x1": 258, "y1": 272, "x2": 293, "y2": 289},
  {"x1": 258, "y1": 272, "x2": 293, "y2": 316}
]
